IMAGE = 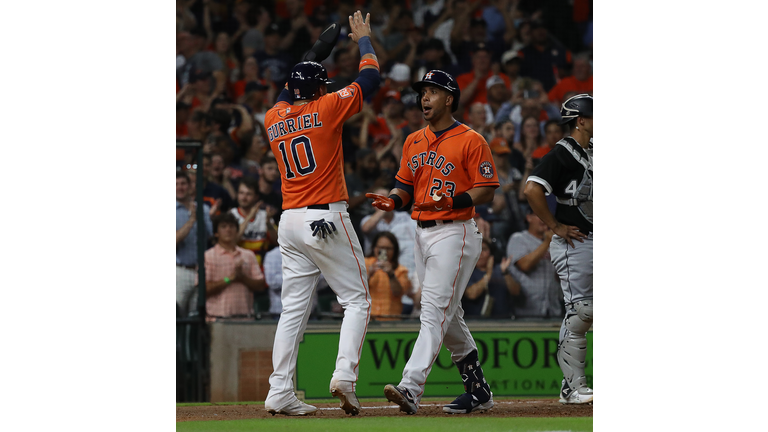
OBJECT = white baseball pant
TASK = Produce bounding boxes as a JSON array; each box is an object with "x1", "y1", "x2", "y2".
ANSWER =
[
  {"x1": 266, "y1": 201, "x2": 371, "y2": 410},
  {"x1": 399, "y1": 219, "x2": 482, "y2": 402}
]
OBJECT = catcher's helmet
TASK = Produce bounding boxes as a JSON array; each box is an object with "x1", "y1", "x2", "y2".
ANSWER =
[
  {"x1": 287, "y1": 61, "x2": 335, "y2": 101},
  {"x1": 412, "y1": 70, "x2": 460, "y2": 112},
  {"x1": 559, "y1": 93, "x2": 593, "y2": 125}
]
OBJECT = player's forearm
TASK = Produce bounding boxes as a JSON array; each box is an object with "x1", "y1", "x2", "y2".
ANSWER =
[
  {"x1": 389, "y1": 187, "x2": 412, "y2": 209},
  {"x1": 237, "y1": 220, "x2": 249, "y2": 239},
  {"x1": 466, "y1": 186, "x2": 496, "y2": 206},
  {"x1": 524, "y1": 182, "x2": 559, "y2": 231}
]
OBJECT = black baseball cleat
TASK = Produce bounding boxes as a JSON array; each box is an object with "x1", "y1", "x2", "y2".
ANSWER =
[
  {"x1": 442, "y1": 392, "x2": 494, "y2": 414},
  {"x1": 384, "y1": 384, "x2": 418, "y2": 415}
]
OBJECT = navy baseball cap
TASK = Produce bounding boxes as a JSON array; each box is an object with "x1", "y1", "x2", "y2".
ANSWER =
[{"x1": 412, "y1": 70, "x2": 461, "y2": 112}]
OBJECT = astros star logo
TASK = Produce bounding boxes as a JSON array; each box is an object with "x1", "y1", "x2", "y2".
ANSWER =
[{"x1": 425, "y1": 72, "x2": 434, "y2": 80}]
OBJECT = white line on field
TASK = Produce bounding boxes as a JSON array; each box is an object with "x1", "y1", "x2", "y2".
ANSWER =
[{"x1": 317, "y1": 400, "x2": 546, "y2": 410}]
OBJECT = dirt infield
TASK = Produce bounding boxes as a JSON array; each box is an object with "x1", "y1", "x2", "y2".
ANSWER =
[{"x1": 177, "y1": 399, "x2": 592, "y2": 422}]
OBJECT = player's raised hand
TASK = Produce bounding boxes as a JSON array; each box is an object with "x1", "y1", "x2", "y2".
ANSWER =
[
  {"x1": 348, "y1": 10, "x2": 371, "y2": 43},
  {"x1": 552, "y1": 222, "x2": 587, "y2": 248},
  {"x1": 414, "y1": 191, "x2": 453, "y2": 212},
  {"x1": 366, "y1": 193, "x2": 395, "y2": 212}
]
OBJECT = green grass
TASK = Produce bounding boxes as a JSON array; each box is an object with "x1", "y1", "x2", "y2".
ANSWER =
[{"x1": 176, "y1": 416, "x2": 592, "y2": 432}]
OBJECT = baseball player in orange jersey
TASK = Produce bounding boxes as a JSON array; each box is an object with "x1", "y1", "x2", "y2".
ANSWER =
[
  {"x1": 367, "y1": 70, "x2": 500, "y2": 414},
  {"x1": 263, "y1": 11, "x2": 381, "y2": 416}
]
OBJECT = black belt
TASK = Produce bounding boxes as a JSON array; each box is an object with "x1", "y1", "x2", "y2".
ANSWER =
[
  {"x1": 417, "y1": 220, "x2": 453, "y2": 228},
  {"x1": 307, "y1": 204, "x2": 330, "y2": 210},
  {"x1": 176, "y1": 264, "x2": 196, "y2": 270}
]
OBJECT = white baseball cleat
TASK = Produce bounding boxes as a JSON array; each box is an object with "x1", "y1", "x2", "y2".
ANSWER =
[
  {"x1": 559, "y1": 386, "x2": 593, "y2": 404},
  {"x1": 265, "y1": 398, "x2": 318, "y2": 416},
  {"x1": 330, "y1": 378, "x2": 362, "y2": 415}
]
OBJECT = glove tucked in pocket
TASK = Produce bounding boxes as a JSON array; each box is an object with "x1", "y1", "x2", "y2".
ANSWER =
[{"x1": 309, "y1": 219, "x2": 337, "y2": 239}]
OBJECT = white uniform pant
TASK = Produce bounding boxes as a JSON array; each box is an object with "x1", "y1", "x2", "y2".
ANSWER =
[
  {"x1": 399, "y1": 219, "x2": 482, "y2": 402},
  {"x1": 266, "y1": 202, "x2": 371, "y2": 409}
]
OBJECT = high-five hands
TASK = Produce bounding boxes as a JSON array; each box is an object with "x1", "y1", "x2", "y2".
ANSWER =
[{"x1": 366, "y1": 193, "x2": 395, "y2": 212}]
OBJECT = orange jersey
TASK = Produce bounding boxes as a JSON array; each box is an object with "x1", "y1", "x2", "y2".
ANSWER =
[
  {"x1": 265, "y1": 82, "x2": 363, "y2": 210},
  {"x1": 396, "y1": 122, "x2": 500, "y2": 221}
]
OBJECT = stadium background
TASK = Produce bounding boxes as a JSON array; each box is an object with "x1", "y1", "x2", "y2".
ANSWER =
[{"x1": 175, "y1": 0, "x2": 593, "y2": 403}]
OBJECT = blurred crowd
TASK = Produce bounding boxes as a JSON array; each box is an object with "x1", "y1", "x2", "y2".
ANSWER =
[{"x1": 176, "y1": 0, "x2": 593, "y2": 322}]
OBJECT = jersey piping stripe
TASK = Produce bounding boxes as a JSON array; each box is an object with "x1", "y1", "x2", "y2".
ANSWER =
[
  {"x1": 417, "y1": 224, "x2": 467, "y2": 398},
  {"x1": 338, "y1": 211, "x2": 371, "y2": 380},
  {"x1": 527, "y1": 175, "x2": 552, "y2": 194},
  {"x1": 473, "y1": 181, "x2": 500, "y2": 187},
  {"x1": 563, "y1": 241, "x2": 572, "y2": 302},
  {"x1": 395, "y1": 174, "x2": 413, "y2": 185}
]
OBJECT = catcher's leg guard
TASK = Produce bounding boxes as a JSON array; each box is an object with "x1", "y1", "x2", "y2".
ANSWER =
[{"x1": 557, "y1": 300, "x2": 593, "y2": 391}]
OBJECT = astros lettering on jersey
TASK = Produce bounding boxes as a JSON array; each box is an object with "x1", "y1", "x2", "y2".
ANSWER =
[
  {"x1": 264, "y1": 82, "x2": 363, "y2": 210},
  {"x1": 396, "y1": 123, "x2": 500, "y2": 221}
]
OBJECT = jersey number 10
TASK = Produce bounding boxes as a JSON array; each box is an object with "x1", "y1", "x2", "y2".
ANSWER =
[{"x1": 277, "y1": 135, "x2": 317, "y2": 179}]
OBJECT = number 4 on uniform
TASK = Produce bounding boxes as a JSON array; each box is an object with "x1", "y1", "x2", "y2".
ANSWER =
[{"x1": 565, "y1": 180, "x2": 577, "y2": 196}]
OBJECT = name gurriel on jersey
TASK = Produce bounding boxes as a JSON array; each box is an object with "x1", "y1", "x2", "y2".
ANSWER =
[
  {"x1": 267, "y1": 112, "x2": 323, "y2": 143},
  {"x1": 407, "y1": 150, "x2": 456, "y2": 176}
]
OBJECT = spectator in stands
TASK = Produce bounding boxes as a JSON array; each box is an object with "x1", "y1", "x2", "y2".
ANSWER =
[
  {"x1": 373, "y1": 63, "x2": 412, "y2": 112},
  {"x1": 176, "y1": 171, "x2": 212, "y2": 317},
  {"x1": 209, "y1": 153, "x2": 237, "y2": 199},
  {"x1": 381, "y1": 7, "x2": 417, "y2": 64},
  {"x1": 346, "y1": 148, "x2": 389, "y2": 236},
  {"x1": 547, "y1": 52, "x2": 593, "y2": 106},
  {"x1": 462, "y1": 238, "x2": 519, "y2": 318},
  {"x1": 467, "y1": 102, "x2": 492, "y2": 142},
  {"x1": 177, "y1": 29, "x2": 227, "y2": 99},
  {"x1": 230, "y1": 177, "x2": 278, "y2": 266},
  {"x1": 256, "y1": 156, "x2": 283, "y2": 216},
  {"x1": 365, "y1": 232, "x2": 411, "y2": 321},
  {"x1": 456, "y1": 42, "x2": 511, "y2": 108},
  {"x1": 500, "y1": 49, "x2": 523, "y2": 92},
  {"x1": 240, "y1": 6, "x2": 272, "y2": 59},
  {"x1": 177, "y1": 69, "x2": 216, "y2": 113},
  {"x1": 361, "y1": 187, "x2": 413, "y2": 256},
  {"x1": 327, "y1": 47, "x2": 358, "y2": 92},
  {"x1": 262, "y1": 240, "x2": 284, "y2": 320},
  {"x1": 532, "y1": 120, "x2": 564, "y2": 161},
  {"x1": 243, "y1": 81, "x2": 271, "y2": 125},
  {"x1": 517, "y1": 20, "x2": 571, "y2": 92},
  {"x1": 451, "y1": 13, "x2": 504, "y2": 73},
  {"x1": 233, "y1": 57, "x2": 274, "y2": 105},
  {"x1": 204, "y1": 212, "x2": 266, "y2": 321},
  {"x1": 505, "y1": 207, "x2": 563, "y2": 318},
  {"x1": 490, "y1": 132, "x2": 525, "y2": 235},
  {"x1": 202, "y1": 153, "x2": 234, "y2": 213},
  {"x1": 399, "y1": 92, "x2": 425, "y2": 145},
  {"x1": 277, "y1": 0, "x2": 314, "y2": 63},
  {"x1": 240, "y1": 131, "x2": 267, "y2": 178},
  {"x1": 176, "y1": 101, "x2": 191, "y2": 138},
  {"x1": 185, "y1": 111, "x2": 213, "y2": 145},
  {"x1": 255, "y1": 23, "x2": 293, "y2": 87},
  {"x1": 413, "y1": 37, "x2": 460, "y2": 80},
  {"x1": 514, "y1": 115, "x2": 543, "y2": 158},
  {"x1": 485, "y1": 75, "x2": 511, "y2": 125},
  {"x1": 210, "y1": 31, "x2": 240, "y2": 90}
]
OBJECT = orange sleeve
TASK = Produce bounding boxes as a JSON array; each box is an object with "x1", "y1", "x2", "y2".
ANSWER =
[
  {"x1": 467, "y1": 135, "x2": 500, "y2": 188},
  {"x1": 395, "y1": 136, "x2": 415, "y2": 186},
  {"x1": 318, "y1": 82, "x2": 364, "y2": 127}
]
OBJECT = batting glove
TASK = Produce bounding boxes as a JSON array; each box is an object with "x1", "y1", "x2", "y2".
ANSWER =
[
  {"x1": 309, "y1": 219, "x2": 337, "y2": 238},
  {"x1": 414, "y1": 191, "x2": 453, "y2": 212},
  {"x1": 365, "y1": 193, "x2": 395, "y2": 212}
]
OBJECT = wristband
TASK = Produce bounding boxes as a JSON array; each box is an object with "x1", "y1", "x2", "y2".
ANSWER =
[
  {"x1": 359, "y1": 58, "x2": 380, "y2": 71},
  {"x1": 389, "y1": 194, "x2": 403, "y2": 209},
  {"x1": 224, "y1": 277, "x2": 231, "y2": 284},
  {"x1": 358, "y1": 36, "x2": 375, "y2": 56},
  {"x1": 452, "y1": 192, "x2": 474, "y2": 209}
]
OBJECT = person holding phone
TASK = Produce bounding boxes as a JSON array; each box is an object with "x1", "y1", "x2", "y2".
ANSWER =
[{"x1": 364, "y1": 231, "x2": 411, "y2": 321}]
